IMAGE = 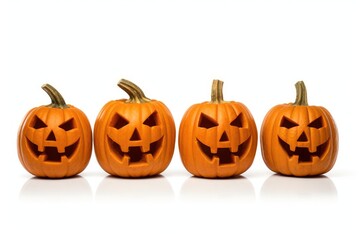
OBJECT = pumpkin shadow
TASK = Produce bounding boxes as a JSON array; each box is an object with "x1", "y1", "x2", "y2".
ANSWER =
[
  {"x1": 179, "y1": 176, "x2": 256, "y2": 204},
  {"x1": 19, "y1": 176, "x2": 93, "y2": 204},
  {"x1": 95, "y1": 175, "x2": 175, "y2": 204},
  {"x1": 260, "y1": 174, "x2": 338, "y2": 204}
]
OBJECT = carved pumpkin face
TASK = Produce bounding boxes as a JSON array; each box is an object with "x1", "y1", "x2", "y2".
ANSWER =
[
  {"x1": 94, "y1": 79, "x2": 176, "y2": 178},
  {"x1": 179, "y1": 80, "x2": 258, "y2": 178},
  {"x1": 260, "y1": 81, "x2": 338, "y2": 176},
  {"x1": 25, "y1": 111, "x2": 80, "y2": 163},
  {"x1": 17, "y1": 84, "x2": 92, "y2": 178},
  {"x1": 195, "y1": 107, "x2": 252, "y2": 166},
  {"x1": 107, "y1": 106, "x2": 164, "y2": 166},
  {"x1": 278, "y1": 108, "x2": 330, "y2": 164}
]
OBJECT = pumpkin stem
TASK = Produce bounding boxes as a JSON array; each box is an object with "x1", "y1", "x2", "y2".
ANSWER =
[
  {"x1": 118, "y1": 79, "x2": 151, "y2": 103},
  {"x1": 293, "y1": 81, "x2": 308, "y2": 106},
  {"x1": 211, "y1": 79, "x2": 225, "y2": 103},
  {"x1": 41, "y1": 84, "x2": 69, "y2": 109}
]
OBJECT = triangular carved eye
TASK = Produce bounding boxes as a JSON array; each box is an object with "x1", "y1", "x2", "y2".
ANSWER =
[
  {"x1": 280, "y1": 116, "x2": 299, "y2": 129},
  {"x1": 230, "y1": 113, "x2": 243, "y2": 128},
  {"x1": 143, "y1": 111, "x2": 158, "y2": 127},
  {"x1": 111, "y1": 113, "x2": 129, "y2": 129},
  {"x1": 32, "y1": 115, "x2": 47, "y2": 129},
  {"x1": 198, "y1": 113, "x2": 218, "y2": 129},
  {"x1": 59, "y1": 118, "x2": 75, "y2": 131},
  {"x1": 308, "y1": 117, "x2": 323, "y2": 129}
]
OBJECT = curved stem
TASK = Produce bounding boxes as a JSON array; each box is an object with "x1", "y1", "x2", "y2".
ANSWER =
[
  {"x1": 293, "y1": 81, "x2": 308, "y2": 106},
  {"x1": 118, "y1": 79, "x2": 151, "y2": 103},
  {"x1": 211, "y1": 79, "x2": 225, "y2": 103},
  {"x1": 41, "y1": 84, "x2": 68, "y2": 109}
]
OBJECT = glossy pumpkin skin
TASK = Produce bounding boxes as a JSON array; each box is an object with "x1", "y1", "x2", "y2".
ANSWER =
[
  {"x1": 260, "y1": 81, "x2": 338, "y2": 177},
  {"x1": 17, "y1": 84, "x2": 92, "y2": 178},
  {"x1": 179, "y1": 80, "x2": 258, "y2": 178},
  {"x1": 94, "y1": 79, "x2": 176, "y2": 178}
]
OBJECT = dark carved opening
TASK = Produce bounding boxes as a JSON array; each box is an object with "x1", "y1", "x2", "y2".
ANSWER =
[
  {"x1": 110, "y1": 113, "x2": 129, "y2": 129},
  {"x1": 46, "y1": 131, "x2": 56, "y2": 141},
  {"x1": 308, "y1": 117, "x2": 323, "y2": 129},
  {"x1": 143, "y1": 111, "x2": 158, "y2": 127},
  {"x1": 59, "y1": 118, "x2": 75, "y2": 131},
  {"x1": 32, "y1": 115, "x2": 47, "y2": 129},
  {"x1": 198, "y1": 113, "x2": 218, "y2": 129},
  {"x1": 230, "y1": 113, "x2": 243, "y2": 128},
  {"x1": 280, "y1": 116, "x2": 299, "y2": 129}
]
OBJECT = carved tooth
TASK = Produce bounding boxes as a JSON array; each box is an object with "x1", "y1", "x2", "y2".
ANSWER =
[
  {"x1": 124, "y1": 155, "x2": 131, "y2": 164},
  {"x1": 57, "y1": 146, "x2": 65, "y2": 154},
  {"x1": 290, "y1": 143, "x2": 297, "y2": 152},
  {"x1": 38, "y1": 143, "x2": 44, "y2": 152},
  {"x1": 145, "y1": 154, "x2": 152, "y2": 163},
  {"x1": 211, "y1": 147, "x2": 217, "y2": 154},
  {"x1": 39, "y1": 154, "x2": 46, "y2": 162},
  {"x1": 142, "y1": 143, "x2": 150, "y2": 153}
]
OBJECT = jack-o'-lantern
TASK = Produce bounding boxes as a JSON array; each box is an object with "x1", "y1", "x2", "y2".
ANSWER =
[
  {"x1": 179, "y1": 80, "x2": 258, "y2": 178},
  {"x1": 17, "y1": 84, "x2": 92, "y2": 178},
  {"x1": 260, "y1": 81, "x2": 338, "y2": 177},
  {"x1": 94, "y1": 79, "x2": 175, "y2": 178}
]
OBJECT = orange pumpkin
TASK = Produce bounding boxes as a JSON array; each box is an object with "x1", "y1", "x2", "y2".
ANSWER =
[
  {"x1": 179, "y1": 80, "x2": 258, "y2": 178},
  {"x1": 17, "y1": 84, "x2": 92, "y2": 178},
  {"x1": 94, "y1": 79, "x2": 176, "y2": 178},
  {"x1": 260, "y1": 81, "x2": 339, "y2": 177}
]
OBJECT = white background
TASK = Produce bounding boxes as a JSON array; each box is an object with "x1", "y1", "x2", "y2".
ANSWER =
[{"x1": 1, "y1": 0, "x2": 359, "y2": 239}]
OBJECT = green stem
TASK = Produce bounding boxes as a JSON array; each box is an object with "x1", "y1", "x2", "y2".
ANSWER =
[
  {"x1": 41, "y1": 84, "x2": 68, "y2": 109},
  {"x1": 293, "y1": 81, "x2": 308, "y2": 106},
  {"x1": 118, "y1": 79, "x2": 151, "y2": 103}
]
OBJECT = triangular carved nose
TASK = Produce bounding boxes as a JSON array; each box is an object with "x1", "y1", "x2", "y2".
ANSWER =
[
  {"x1": 297, "y1": 132, "x2": 308, "y2": 142},
  {"x1": 46, "y1": 131, "x2": 56, "y2": 141},
  {"x1": 130, "y1": 128, "x2": 141, "y2": 141},
  {"x1": 219, "y1": 132, "x2": 229, "y2": 142}
]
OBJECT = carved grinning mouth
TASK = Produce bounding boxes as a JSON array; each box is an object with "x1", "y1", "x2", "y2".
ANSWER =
[
  {"x1": 196, "y1": 137, "x2": 250, "y2": 165},
  {"x1": 26, "y1": 138, "x2": 79, "y2": 162},
  {"x1": 278, "y1": 137, "x2": 329, "y2": 163},
  {"x1": 108, "y1": 137, "x2": 163, "y2": 165}
]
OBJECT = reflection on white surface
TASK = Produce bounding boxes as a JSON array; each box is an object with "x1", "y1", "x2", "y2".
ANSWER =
[
  {"x1": 179, "y1": 176, "x2": 255, "y2": 204},
  {"x1": 95, "y1": 175, "x2": 175, "y2": 204},
  {"x1": 260, "y1": 174, "x2": 338, "y2": 203},
  {"x1": 19, "y1": 176, "x2": 93, "y2": 204}
]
